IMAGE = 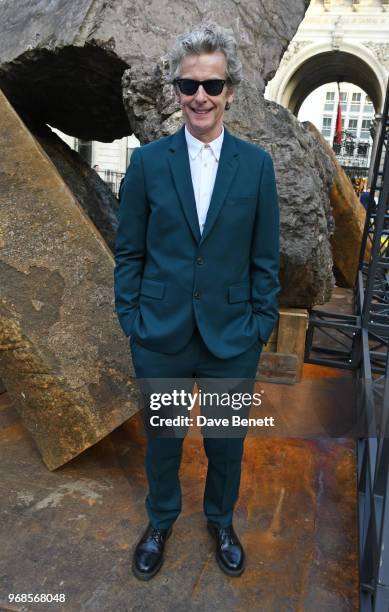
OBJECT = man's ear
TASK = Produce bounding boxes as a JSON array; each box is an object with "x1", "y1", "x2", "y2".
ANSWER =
[{"x1": 225, "y1": 88, "x2": 234, "y2": 110}]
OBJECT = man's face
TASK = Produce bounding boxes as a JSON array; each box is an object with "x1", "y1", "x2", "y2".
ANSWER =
[{"x1": 175, "y1": 51, "x2": 234, "y2": 143}]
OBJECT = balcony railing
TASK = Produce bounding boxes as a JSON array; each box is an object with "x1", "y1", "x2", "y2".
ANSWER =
[
  {"x1": 332, "y1": 132, "x2": 371, "y2": 167},
  {"x1": 96, "y1": 169, "x2": 125, "y2": 198}
]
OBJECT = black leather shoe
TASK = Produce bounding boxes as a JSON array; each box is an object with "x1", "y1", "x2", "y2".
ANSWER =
[
  {"x1": 207, "y1": 522, "x2": 245, "y2": 576},
  {"x1": 132, "y1": 523, "x2": 172, "y2": 581}
]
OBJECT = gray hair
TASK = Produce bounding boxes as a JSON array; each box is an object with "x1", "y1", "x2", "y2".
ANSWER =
[{"x1": 169, "y1": 23, "x2": 243, "y2": 88}]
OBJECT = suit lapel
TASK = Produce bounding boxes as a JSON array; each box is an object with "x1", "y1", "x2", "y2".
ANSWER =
[
  {"x1": 167, "y1": 125, "x2": 240, "y2": 245},
  {"x1": 168, "y1": 126, "x2": 201, "y2": 244},
  {"x1": 200, "y1": 128, "x2": 239, "y2": 245}
]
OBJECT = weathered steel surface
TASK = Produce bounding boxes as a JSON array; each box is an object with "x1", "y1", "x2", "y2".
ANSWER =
[
  {"x1": 29, "y1": 120, "x2": 120, "y2": 253},
  {"x1": 305, "y1": 122, "x2": 367, "y2": 288},
  {"x1": 0, "y1": 0, "x2": 308, "y2": 140},
  {"x1": 0, "y1": 376, "x2": 358, "y2": 610},
  {"x1": 0, "y1": 90, "x2": 137, "y2": 471}
]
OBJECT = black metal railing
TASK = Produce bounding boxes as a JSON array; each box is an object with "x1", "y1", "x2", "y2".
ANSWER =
[
  {"x1": 357, "y1": 81, "x2": 389, "y2": 612},
  {"x1": 333, "y1": 135, "x2": 371, "y2": 167},
  {"x1": 305, "y1": 79, "x2": 389, "y2": 611},
  {"x1": 97, "y1": 170, "x2": 125, "y2": 198}
]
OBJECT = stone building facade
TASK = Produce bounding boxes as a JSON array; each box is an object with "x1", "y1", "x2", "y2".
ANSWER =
[{"x1": 265, "y1": 0, "x2": 389, "y2": 116}]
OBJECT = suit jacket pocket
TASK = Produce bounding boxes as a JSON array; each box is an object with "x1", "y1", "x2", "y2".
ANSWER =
[
  {"x1": 140, "y1": 278, "x2": 165, "y2": 299},
  {"x1": 224, "y1": 196, "x2": 256, "y2": 207},
  {"x1": 228, "y1": 284, "x2": 250, "y2": 303}
]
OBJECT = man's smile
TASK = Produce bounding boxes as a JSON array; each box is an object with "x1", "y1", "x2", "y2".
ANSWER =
[{"x1": 190, "y1": 107, "x2": 213, "y2": 114}]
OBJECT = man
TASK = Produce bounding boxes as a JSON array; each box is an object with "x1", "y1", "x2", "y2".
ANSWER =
[{"x1": 114, "y1": 23, "x2": 280, "y2": 580}]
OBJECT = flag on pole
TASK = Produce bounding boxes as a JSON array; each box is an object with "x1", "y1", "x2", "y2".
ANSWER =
[{"x1": 333, "y1": 83, "x2": 342, "y2": 146}]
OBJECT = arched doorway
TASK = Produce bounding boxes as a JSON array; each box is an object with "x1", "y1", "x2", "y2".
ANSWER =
[
  {"x1": 286, "y1": 51, "x2": 382, "y2": 116},
  {"x1": 266, "y1": 43, "x2": 387, "y2": 117},
  {"x1": 266, "y1": 43, "x2": 387, "y2": 188}
]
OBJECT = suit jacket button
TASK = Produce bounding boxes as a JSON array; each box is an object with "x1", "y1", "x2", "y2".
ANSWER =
[
  {"x1": 196, "y1": 257, "x2": 204, "y2": 265},
  {"x1": 194, "y1": 291, "x2": 200, "y2": 299}
]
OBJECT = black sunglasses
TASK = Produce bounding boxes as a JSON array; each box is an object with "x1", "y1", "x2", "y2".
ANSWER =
[{"x1": 173, "y1": 78, "x2": 227, "y2": 96}]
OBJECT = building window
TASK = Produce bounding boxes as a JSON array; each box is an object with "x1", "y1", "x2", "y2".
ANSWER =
[
  {"x1": 324, "y1": 91, "x2": 335, "y2": 112},
  {"x1": 363, "y1": 96, "x2": 373, "y2": 113},
  {"x1": 360, "y1": 119, "x2": 371, "y2": 140},
  {"x1": 350, "y1": 92, "x2": 361, "y2": 113},
  {"x1": 347, "y1": 119, "x2": 358, "y2": 137},
  {"x1": 76, "y1": 139, "x2": 92, "y2": 166},
  {"x1": 340, "y1": 91, "x2": 348, "y2": 111},
  {"x1": 322, "y1": 116, "x2": 332, "y2": 137}
]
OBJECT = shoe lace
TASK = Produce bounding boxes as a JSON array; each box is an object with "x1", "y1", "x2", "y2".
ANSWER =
[
  {"x1": 150, "y1": 528, "x2": 166, "y2": 544},
  {"x1": 219, "y1": 527, "x2": 236, "y2": 545}
]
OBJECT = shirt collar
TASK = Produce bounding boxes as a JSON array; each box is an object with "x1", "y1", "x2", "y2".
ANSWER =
[{"x1": 185, "y1": 125, "x2": 224, "y2": 162}]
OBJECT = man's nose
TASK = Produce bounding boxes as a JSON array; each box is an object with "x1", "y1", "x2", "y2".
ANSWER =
[{"x1": 193, "y1": 85, "x2": 207, "y2": 102}]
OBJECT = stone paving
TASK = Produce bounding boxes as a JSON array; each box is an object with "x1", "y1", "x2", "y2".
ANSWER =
[{"x1": 0, "y1": 357, "x2": 358, "y2": 611}]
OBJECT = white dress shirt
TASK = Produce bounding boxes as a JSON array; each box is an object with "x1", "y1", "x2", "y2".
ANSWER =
[{"x1": 185, "y1": 126, "x2": 224, "y2": 235}]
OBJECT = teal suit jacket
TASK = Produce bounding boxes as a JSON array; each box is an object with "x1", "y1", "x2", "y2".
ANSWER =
[{"x1": 114, "y1": 125, "x2": 280, "y2": 359}]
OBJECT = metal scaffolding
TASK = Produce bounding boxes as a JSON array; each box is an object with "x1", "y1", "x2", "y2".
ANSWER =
[{"x1": 304, "y1": 79, "x2": 389, "y2": 611}]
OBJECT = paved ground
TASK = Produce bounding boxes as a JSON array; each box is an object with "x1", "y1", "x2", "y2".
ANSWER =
[
  {"x1": 0, "y1": 365, "x2": 358, "y2": 612},
  {"x1": 0, "y1": 287, "x2": 358, "y2": 611}
]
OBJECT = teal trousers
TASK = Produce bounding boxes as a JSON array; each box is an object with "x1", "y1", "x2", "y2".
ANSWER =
[{"x1": 130, "y1": 328, "x2": 262, "y2": 529}]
